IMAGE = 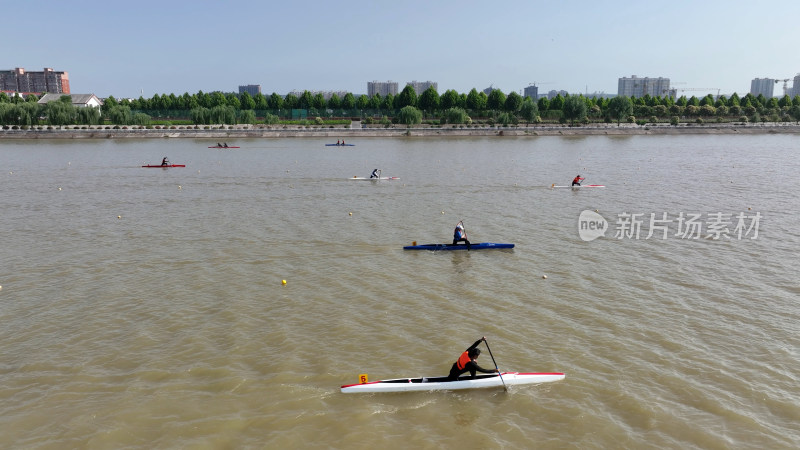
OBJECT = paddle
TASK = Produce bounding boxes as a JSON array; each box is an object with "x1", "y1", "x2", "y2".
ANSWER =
[
  {"x1": 460, "y1": 220, "x2": 471, "y2": 250},
  {"x1": 483, "y1": 337, "x2": 507, "y2": 392}
]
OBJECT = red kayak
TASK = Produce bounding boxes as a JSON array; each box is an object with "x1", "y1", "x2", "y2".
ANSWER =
[{"x1": 142, "y1": 164, "x2": 185, "y2": 168}]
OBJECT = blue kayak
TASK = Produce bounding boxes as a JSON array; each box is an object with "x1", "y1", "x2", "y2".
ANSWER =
[{"x1": 403, "y1": 243, "x2": 514, "y2": 251}]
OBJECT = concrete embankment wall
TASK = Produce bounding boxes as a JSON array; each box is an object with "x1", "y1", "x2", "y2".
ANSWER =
[{"x1": 2, "y1": 123, "x2": 799, "y2": 139}]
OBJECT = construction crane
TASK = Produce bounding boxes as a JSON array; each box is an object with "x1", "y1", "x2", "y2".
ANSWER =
[{"x1": 774, "y1": 79, "x2": 790, "y2": 96}]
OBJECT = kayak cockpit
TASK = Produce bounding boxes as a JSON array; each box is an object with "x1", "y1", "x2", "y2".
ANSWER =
[{"x1": 375, "y1": 374, "x2": 501, "y2": 384}]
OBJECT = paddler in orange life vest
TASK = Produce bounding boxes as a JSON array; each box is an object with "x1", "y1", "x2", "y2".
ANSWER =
[
  {"x1": 447, "y1": 337, "x2": 499, "y2": 381},
  {"x1": 572, "y1": 175, "x2": 585, "y2": 186}
]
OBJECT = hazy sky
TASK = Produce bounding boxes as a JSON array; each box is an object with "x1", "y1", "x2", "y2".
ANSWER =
[{"x1": 6, "y1": 0, "x2": 799, "y2": 99}]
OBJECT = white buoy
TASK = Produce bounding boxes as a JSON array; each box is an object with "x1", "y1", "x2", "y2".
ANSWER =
[{"x1": 542, "y1": 275, "x2": 547, "y2": 279}]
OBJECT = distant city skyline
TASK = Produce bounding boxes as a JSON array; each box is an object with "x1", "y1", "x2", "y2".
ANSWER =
[
  {"x1": 4, "y1": 0, "x2": 799, "y2": 99},
  {"x1": 5, "y1": 67, "x2": 800, "y2": 100}
]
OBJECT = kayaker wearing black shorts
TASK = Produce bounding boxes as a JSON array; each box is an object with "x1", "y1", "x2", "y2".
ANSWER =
[
  {"x1": 572, "y1": 175, "x2": 585, "y2": 186},
  {"x1": 447, "y1": 337, "x2": 498, "y2": 381}
]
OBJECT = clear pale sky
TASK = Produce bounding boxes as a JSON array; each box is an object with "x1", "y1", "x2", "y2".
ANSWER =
[{"x1": 6, "y1": 0, "x2": 799, "y2": 99}]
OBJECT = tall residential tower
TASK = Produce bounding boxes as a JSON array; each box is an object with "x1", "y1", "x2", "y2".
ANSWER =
[
  {"x1": 617, "y1": 75, "x2": 670, "y2": 97},
  {"x1": 0, "y1": 67, "x2": 70, "y2": 94},
  {"x1": 406, "y1": 80, "x2": 437, "y2": 95},
  {"x1": 750, "y1": 78, "x2": 775, "y2": 98},
  {"x1": 367, "y1": 81, "x2": 398, "y2": 97}
]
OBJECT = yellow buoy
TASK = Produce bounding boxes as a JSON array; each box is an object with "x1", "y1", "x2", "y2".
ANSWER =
[
  {"x1": 349, "y1": 212, "x2": 353, "y2": 216},
  {"x1": 117, "y1": 215, "x2": 121, "y2": 219},
  {"x1": 282, "y1": 280, "x2": 287, "y2": 285}
]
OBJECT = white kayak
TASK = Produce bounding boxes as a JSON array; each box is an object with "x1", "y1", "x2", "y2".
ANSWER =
[
  {"x1": 350, "y1": 176, "x2": 400, "y2": 181},
  {"x1": 551, "y1": 184, "x2": 605, "y2": 189},
  {"x1": 340, "y1": 372, "x2": 564, "y2": 393}
]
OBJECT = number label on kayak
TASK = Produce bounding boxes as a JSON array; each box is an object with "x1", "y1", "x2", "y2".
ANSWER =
[{"x1": 359, "y1": 374, "x2": 368, "y2": 384}]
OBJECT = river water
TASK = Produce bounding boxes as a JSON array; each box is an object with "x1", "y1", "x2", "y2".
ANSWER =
[{"x1": 1, "y1": 135, "x2": 798, "y2": 449}]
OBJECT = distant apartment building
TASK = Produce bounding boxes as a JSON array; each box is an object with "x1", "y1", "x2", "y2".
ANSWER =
[
  {"x1": 750, "y1": 78, "x2": 775, "y2": 98},
  {"x1": 791, "y1": 74, "x2": 800, "y2": 97},
  {"x1": 367, "y1": 81, "x2": 398, "y2": 97},
  {"x1": 547, "y1": 90, "x2": 569, "y2": 99},
  {"x1": 287, "y1": 90, "x2": 350, "y2": 101},
  {"x1": 617, "y1": 75, "x2": 670, "y2": 97},
  {"x1": 523, "y1": 85, "x2": 539, "y2": 100},
  {"x1": 406, "y1": 80, "x2": 437, "y2": 95},
  {"x1": 587, "y1": 91, "x2": 617, "y2": 99},
  {"x1": 238, "y1": 85, "x2": 261, "y2": 96},
  {"x1": 0, "y1": 67, "x2": 70, "y2": 94}
]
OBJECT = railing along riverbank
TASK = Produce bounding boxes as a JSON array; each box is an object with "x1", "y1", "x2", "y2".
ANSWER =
[{"x1": 2, "y1": 122, "x2": 800, "y2": 139}]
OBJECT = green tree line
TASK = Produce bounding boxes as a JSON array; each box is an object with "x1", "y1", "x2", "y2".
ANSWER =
[{"x1": 3, "y1": 88, "x2": 800, "y2": 127}]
